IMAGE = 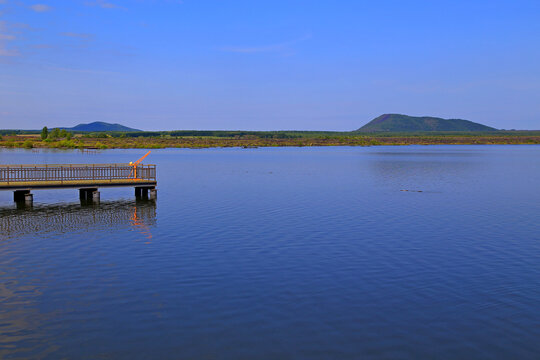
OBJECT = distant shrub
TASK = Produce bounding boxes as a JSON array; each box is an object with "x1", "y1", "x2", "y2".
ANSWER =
[
  {"x1": 23, "y1": 140, "x2": 34, "y2": 149},
  {"x1": 57, "y1": 140, "x2": 77, "y2": 148},
  {"x1": 95, "y1": 142, "x2": 108, "y2": 149},
  {"x1": 88, "y1": 132, "x2": 107, "y2": 138}
]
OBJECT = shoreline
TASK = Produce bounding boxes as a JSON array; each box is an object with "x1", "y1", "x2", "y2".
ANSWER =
[{"x1": 1, "y1": 134, "x2": 540, "y2": 150}]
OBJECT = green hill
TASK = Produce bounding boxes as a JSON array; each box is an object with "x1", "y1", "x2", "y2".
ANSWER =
[
  {"x1": 64, "y1": 122, "x2": 140, "y2": 132},
  {"x1": 356, "y1": 114, "x2": 497, "y2": 132}
]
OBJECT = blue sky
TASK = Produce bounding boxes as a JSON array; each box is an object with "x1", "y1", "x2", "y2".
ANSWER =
[{"x1": 1, "y1": 0, "x2": 539, "y2": 130}]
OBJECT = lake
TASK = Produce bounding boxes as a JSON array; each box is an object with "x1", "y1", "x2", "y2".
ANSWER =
[{"x1": 1, "y1": 146, "x2": 539, "y2": 359}]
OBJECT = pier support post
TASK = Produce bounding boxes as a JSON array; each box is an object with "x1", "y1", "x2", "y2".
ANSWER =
[
  {"x1": 14, "y1": 190, "x2": 31, "y2": 202},
  {"x1": 79, "y1": 188, "x2": 99, "y2": 203},
  {"x1": 14, "y1": 190, "x2": 33, "y2": 208},
  {"x1": 135, "y1": 186, "x2": 155, "y2": 200}
]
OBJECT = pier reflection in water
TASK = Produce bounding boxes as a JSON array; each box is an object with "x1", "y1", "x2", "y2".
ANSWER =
[{"x1": 0, "y1": 199, "x2": 156, "y2": 240}]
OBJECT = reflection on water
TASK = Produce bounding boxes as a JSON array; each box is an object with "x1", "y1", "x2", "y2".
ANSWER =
[
  {"x1": 0, "y1": 278, "x2": 58, "y2": 359},
  {"x1": 0, "y1": 200, "x2": 157, "y2": 359},
  {"x1": 0, "y1": 200, "x2": 156, "y2": 241},
  {"x1": 365, "y1": 149, "x2": 483, "y2": 191}
]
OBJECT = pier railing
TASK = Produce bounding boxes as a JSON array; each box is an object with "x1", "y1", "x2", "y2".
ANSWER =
[{"x1": 0, "y1": 164, "x2": 156, "y2": 185}]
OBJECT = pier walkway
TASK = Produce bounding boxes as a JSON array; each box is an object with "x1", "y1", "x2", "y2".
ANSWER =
[{"x1": 0, "y1": 163, "x2": 157, "y2": 204}]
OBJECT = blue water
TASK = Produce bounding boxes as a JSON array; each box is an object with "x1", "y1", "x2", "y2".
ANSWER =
[{"x1": 1, "y1": 146, "x2": 539, "y2": 359}]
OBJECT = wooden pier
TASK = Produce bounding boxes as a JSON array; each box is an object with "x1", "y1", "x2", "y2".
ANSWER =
[{"x1": 0, "y1": 163, "x2": 157, "y2": 204}]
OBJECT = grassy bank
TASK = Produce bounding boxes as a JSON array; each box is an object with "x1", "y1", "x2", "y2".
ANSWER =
[{"x1": 1, "y1": 131, "x2": 539, "y2": 150}]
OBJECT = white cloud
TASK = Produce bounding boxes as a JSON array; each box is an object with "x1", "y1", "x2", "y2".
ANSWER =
[
  {"x1": 32, "y1": 43, "x2": 53, "y2": 49},
  {"x1": 0, "y1": 49, "x2": 18, "y2": 56},
  {"x1": 0, "y1": 43, "x2": 18, "y2": 56},
  {"x1": 60, "y1": 32, "x2": 94, "y2": 39},
  {"x1": 46, "y1": 65, "x2": 118, "y2": 75},
  {"x1": 0, "y1": 20, "x2": 17, "y2": 56},
  {"x1": 220, "y1": 34, "x2": 312, "y2": 54},
  {"x1": 29, "y1": 4, "x2": 51, "y2": 12},
  {"x1": 11, "y1": 23, "x2": 34, "y2": 30},
  {"x1": 85, "y1": 0, "x2": 126, "y2": 10}
]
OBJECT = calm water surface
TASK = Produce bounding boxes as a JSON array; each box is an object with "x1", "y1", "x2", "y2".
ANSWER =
[{"x1": 1, "y1": 146, "x2": 539, "y2": 359}]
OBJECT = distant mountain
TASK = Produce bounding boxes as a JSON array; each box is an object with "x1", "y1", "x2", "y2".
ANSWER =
[
  {"x1": 356, "y1": 114, "x2": 497, "y2": 132},
  {"x1": 63, "y1": 122, "x2": 141, "y2": 132}
]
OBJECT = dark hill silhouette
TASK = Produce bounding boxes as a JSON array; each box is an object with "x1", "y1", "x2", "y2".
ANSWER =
[
  {"x1": 63, "y1": 122, "x2": 140, "y2": 132},
  {"x1": 356, "y1": 114, "x2": 497, "y2": 132}
]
